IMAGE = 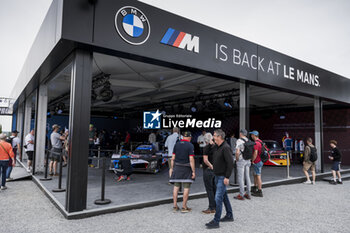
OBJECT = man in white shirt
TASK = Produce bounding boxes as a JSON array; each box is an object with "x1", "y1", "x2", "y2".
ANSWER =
[
  {"x1": 148, "y1": 132, "x2": 156, "y2": 144},
  {"x1": 165, "y1": 127, "x2": 180, "y2": 177},
  {"x1": 197, "y1": 131, "x2": 206, "y2": 151},
  {"x1": 11, "y1": 131, "x2": 21, "y2": 156},
  {"x1": 230, "y1": 133, "x2": 237, "y2": 155},
  {"x1": 24, "y1": 129, "x2": 35, "y2": 172},
  {"x1": 148, "y1": 131, "x2": 158, "y2": 150}
]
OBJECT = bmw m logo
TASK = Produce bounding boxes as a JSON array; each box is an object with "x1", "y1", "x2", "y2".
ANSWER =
[{"x1": 115, "y1": 6, "x2": 151, "y2": 45}]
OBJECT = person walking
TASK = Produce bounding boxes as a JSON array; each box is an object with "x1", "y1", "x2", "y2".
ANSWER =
[
  {"x1": 250, "y1": 131, "x2": 264, "y2": 197},
  {"x1": 24, "y1": 129, "x2": 35, "y2": 173},
  {"x1": 206, "y1": 129, "x2": 234, "y2": 229},
  {"x1": 165, "y1": 127, "x2": 180, "y2": 177},
  {"x1": 303, "y1": 137, "x2": 316, "y2": 184},
  {"x1": 49, "y1": 125, "x2": 67, "y2": 176},
  {"x1": 202, "y1": 132, "x2": 216, "y2": 214},
  {"x1": 234, "y1": 129, "x2": 253, "y2": 200},
  {"x1": 0, "y1": 133, "x2": 15, "y2": 190},
  {"x1": 6, "y1": 130, "x2": 21, "y2": 181},
  {"x1": 329, "y1": 140, "x2": 342, "y2": 185},
  {"x1": 169, "y1": 131, "x2": 195, "y2": 213}
]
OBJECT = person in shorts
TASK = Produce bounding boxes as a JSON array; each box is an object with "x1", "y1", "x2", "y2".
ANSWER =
[
  {"x1": 24, "y1": 129, "x2": 35, "y2": 173},
  {"x1": 329, "y1": 140, "x2": 342, "y2": 185},
  {"x1": 250, "y1": 131, "x2": 264, "y2": 197},
  {"x1": 49, "y1": 125, "x2": 67, "y2": 176},
  {"x1": 303, "y1": 137, "x2": 316, "y2": 185},
  {"x1": 169, "y1": 131, "x2": 195, "y2": 213}
]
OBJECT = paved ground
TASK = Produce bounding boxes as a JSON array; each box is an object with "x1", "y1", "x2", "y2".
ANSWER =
[
  {"x1": 1, "y1": 178, "x2": 349, "y2": 233},
  {"x1": 34, "y1": 160, "x2": 349, "y2": 211}
]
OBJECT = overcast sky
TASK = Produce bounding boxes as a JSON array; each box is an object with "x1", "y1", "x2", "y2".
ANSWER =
[
  {"x1": 0, "y1": 0, "x2": 349, "y2": 130},
  {"x1": 140, "y1": 0, "x2": 350, "y2": 77}
]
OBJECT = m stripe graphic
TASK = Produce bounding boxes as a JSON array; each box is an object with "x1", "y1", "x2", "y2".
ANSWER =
[
  {"x1": 160, "y1": 28, "x2": 175, "y2": 44},
  {"x1": 168, "y1": 29, "x2": 180, "y2": 45},
  {"x1": 161, "y1": 28, "x2": 199, "y2": 53}
]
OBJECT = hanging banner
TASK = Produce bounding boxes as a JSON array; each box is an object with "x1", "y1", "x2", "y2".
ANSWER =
[{"x1": 0, "y1": 98, "x2": 14, "y2": 115}]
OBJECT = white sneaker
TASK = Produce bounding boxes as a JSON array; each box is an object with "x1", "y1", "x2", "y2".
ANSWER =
[
  {"x1": 27, "y1": 168, "x2": 31, "y2": 173},
  {"x1": 312, "y1": 181, "x2": 316, "y2": 185},
  {"x1": 303, "y1": 180, "x2": 312, "y2": 184},
  {"x1": 1, "y1": 186, "x2": 7, "y2": 190}
]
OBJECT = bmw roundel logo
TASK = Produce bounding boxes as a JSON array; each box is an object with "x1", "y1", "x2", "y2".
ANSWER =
[{"x1": 115, "y1": 6, "x2": 150, "y2": 45}]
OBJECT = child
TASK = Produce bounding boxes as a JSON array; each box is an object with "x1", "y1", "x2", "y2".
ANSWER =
[{"x1": 328, "y1": 140, "x2": 342, "y2": 185}]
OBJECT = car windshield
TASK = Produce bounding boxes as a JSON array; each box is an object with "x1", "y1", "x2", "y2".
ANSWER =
[
  {"x1": 264, "y1": 141, "x2": 283, "y2": 150},
  {"x1": 135, "y1": 145, "x2": 154, "y2": 154}
]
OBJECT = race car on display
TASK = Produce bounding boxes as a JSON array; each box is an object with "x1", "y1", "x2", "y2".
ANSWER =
[
  {"x1": 110, "y1": 144, "x2": 169, "y2": 174},
  {"x1": 263, "y1": 140, "x2": 290, "y2": 166}
]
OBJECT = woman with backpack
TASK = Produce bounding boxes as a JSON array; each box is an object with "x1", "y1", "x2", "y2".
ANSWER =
[
  {"x1": 303, "y1": 137, "x2": 316, "y2": 185},
  {"x1": 0, "y1": 133, "x2": 15, "y2": 190}
]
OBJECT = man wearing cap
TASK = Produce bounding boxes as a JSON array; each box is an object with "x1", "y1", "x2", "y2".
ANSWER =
[
  {"x1": 0, "y1": 133, "x2": 15, "y2": 190},
  {"x1": 169, "y1": 131, "x2": 195, "y2": 213},
  {"x1": 250, "y1": 131, "x2": 264, "y2": 197},
  {"x1": 49, "y1": 125, "x2": 67, "y2": 176},
  {"x1": 6, "y1": 130, "x2": 21, "y2": 181}
]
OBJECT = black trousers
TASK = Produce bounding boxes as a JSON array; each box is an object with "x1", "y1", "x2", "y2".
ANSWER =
[
  {"x1": 88, "y1": 144, "x2": 94, "y2": 165},
  {"x1": 196, "y1": 147, "x2": 204, "y2": 167},
  {"x1": 203, "y1": 168, "x2": 216, "y2": 210}
]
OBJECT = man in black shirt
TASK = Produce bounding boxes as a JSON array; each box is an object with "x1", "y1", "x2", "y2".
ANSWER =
[
  {"x1": 329, "y1": 140, "x2": 342, "y2": 184},
  {"x1": 169, "y1": 131, "x2": 195, "y2": 213},
  {"x1": 202, "y1": 132, "x2": 216, "y2": 214},
  {"x1": 206, "y1": 129, "x2": 234, "y2": 229}
]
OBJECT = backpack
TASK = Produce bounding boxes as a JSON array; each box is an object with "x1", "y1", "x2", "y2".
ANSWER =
[
  {"x1": 241, "y1": 138, "x2": 255, "y2": 160},
  {"x1": 309, "y1": 146, "x2": 317, "y2": 162},
  {"x1": 257, "y1": 139, "x2": 270, "y2": 163}
]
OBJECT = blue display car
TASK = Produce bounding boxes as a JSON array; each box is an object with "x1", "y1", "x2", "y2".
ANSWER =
[{"x1": 110, "y1": 144, "x2": 168, "y2": 174}]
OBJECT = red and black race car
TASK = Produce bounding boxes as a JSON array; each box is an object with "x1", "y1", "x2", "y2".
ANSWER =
[{"x1": 263, "y1": 140, "x2": 290, "y2": 166}]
